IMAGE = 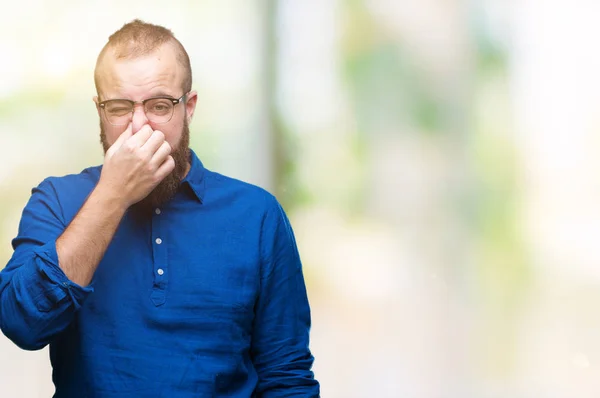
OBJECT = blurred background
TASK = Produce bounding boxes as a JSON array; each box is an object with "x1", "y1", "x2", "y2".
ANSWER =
[{"x1": 2, "y1": 0, "x2": 600, "y2": 396}]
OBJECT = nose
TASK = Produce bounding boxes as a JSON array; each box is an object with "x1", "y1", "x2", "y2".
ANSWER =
[{"x1": 131, "y1": 103, "x2": 149, "y2": 133}]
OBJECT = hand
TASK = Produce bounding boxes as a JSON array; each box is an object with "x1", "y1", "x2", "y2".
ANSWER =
[{"x1": 98, "y1": 123, "x2": 175, "y2": 208}]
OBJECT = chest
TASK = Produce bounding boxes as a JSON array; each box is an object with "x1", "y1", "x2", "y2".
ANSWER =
[{"x1": 83, "y1": 205, "x2": 262, "y2": 327}]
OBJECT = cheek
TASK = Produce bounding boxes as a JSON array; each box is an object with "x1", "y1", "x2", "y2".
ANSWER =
[
  {"x1": 101, "y1": 123, "x2": 125, "y2": 146},
  {"x1": 155, "y1": 124, "x2": 183, "y2": 148}
]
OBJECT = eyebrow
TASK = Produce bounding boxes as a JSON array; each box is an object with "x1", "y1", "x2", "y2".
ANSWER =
[
  {"x1": 149, "y1": 91, "x2": 176, "y2": 98},
  {"x1": 100, "y1": 93, "x2": 178, "y2": 102}
]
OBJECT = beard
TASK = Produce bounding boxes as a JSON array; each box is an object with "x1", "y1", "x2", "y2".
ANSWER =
[{"x1": 100, "y1": 119, "x2": 190, "y2": 215}]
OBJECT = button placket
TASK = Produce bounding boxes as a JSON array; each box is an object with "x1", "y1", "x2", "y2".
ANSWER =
[{"x1": 150, "y1": 208, "x2": 168, "y2": 306}]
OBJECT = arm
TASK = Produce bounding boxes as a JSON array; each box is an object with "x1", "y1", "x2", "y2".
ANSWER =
[
  {"x1": 0, "y1": 179, "x2": 94, "y2": 350},
  {"x1": 251, "y1": 196, "x2": 320, "y2": 397},
  {"x1": 55, "y1": 184, "x2": 127, "y2": 287},
  {"x1": 0, "y1": 124, "x2": 174, "y2": 350},
  {"x1": 58, "y1": 124, "x2": 173, "y2": 286}
]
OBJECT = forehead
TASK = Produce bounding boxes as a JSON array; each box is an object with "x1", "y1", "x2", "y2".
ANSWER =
[{"x1": 97, "y1": 43, "x2": 183, "y2": 100}]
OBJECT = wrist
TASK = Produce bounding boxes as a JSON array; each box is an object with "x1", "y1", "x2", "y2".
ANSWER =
[{"x1": 93, "y1": 180, "x2": 130, "y2": 213}]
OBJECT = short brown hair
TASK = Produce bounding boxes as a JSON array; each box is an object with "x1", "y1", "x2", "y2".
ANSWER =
[{"x1": 94, "y1": 19, "x2": 192, "y2": 95}]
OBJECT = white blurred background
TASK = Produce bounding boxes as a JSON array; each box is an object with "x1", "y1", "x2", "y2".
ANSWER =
[{"x1": 3, "y1": 0, "x2": 600, "y2": 396}]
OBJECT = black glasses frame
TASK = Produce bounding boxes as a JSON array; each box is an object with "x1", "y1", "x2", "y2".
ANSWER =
[{"x1": 98, "y1": 93, "x2": 188, "y2": 125}]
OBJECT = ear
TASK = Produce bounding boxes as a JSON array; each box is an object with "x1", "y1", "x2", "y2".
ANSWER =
[
  {"x1": 93, "y1": 95, "x2": 101, "y2": 117},
  {"x1": 184, "y1": 90, "x2": 198, "y2": 124}
]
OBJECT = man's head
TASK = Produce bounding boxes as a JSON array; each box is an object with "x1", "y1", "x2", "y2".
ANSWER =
[{"x1": 94, "y1": 19, "x2": 197, "y2": 213}]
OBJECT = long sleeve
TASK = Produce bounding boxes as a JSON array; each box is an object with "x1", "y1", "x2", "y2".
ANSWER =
[
  {"x1": 251, "y1": 196, "x2": 320, "y2": 397},
  {"x1": 0, "y1": 179, "x2": 92, "y2": 350}
]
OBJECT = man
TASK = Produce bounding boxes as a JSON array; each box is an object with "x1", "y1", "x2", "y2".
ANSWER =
[{"x1": 0, "y1": 20, "x2": 319, "y2": 397}]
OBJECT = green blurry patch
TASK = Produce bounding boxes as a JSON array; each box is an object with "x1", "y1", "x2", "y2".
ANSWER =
[{"x1": 0, "y1": 88, "x2": 67, "y2": 119}]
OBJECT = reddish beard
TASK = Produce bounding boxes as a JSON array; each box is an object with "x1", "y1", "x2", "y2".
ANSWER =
[{"x1": 100, "y1": 119, "x2": 190, "y2": 214}]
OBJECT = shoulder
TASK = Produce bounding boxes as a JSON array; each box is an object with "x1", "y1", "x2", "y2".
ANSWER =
[
  {"x1": 203, "y1": 168, "x2": 281, "y2": 212},
  {"x1": 34, "y1": 165, "x2": 102, "y2": 222},
  {"x1": 40, "y1": 165, "x2": 101, "y2": 191}
]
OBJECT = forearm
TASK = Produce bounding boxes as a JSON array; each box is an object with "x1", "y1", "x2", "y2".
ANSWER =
[
  {"x1": 0, "y1": 246, "x2": 92, "y2": 350},
  {"x1": 56, "y1": 183, "x2": 127, "y2": 287},
  {"x1": 0, "y1": 178, "x2": 97, "y2": 349},
  {"x1": 253, "y1": 275, "x2": 319, "y2": 397}
]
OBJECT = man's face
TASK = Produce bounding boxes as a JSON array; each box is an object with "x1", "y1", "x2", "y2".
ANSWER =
[{"x1": 94, "y1": 43, "x2": 197, "y2": 212}]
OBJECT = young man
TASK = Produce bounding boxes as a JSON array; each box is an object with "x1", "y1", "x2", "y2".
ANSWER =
[{"x1": 0, "y1": 20, "x2": 319, "y2": 397}]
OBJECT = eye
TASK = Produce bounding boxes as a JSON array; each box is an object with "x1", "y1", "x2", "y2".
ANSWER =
[
  {"x1": 106, "y1": 107, "x2": 132, "y2": 117},
  {"x1": 104, "y1": 100, "x2": 132, "y2": 115},
  {"x1": 148, "y1": 100, "x2": 172, "y2": 114}
]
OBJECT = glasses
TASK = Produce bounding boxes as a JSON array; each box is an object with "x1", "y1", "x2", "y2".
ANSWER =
[{"x1": 98, "y1": 93, "x2": 187, "y2": 126}]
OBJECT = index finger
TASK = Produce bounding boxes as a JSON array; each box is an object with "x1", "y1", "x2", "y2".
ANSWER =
[
  {"x1": 106, "y1": 123, "x2": 132, "y2": 157},
  {"x1": 127, "y1": 124, "x2": 154, "y2": 147}
]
